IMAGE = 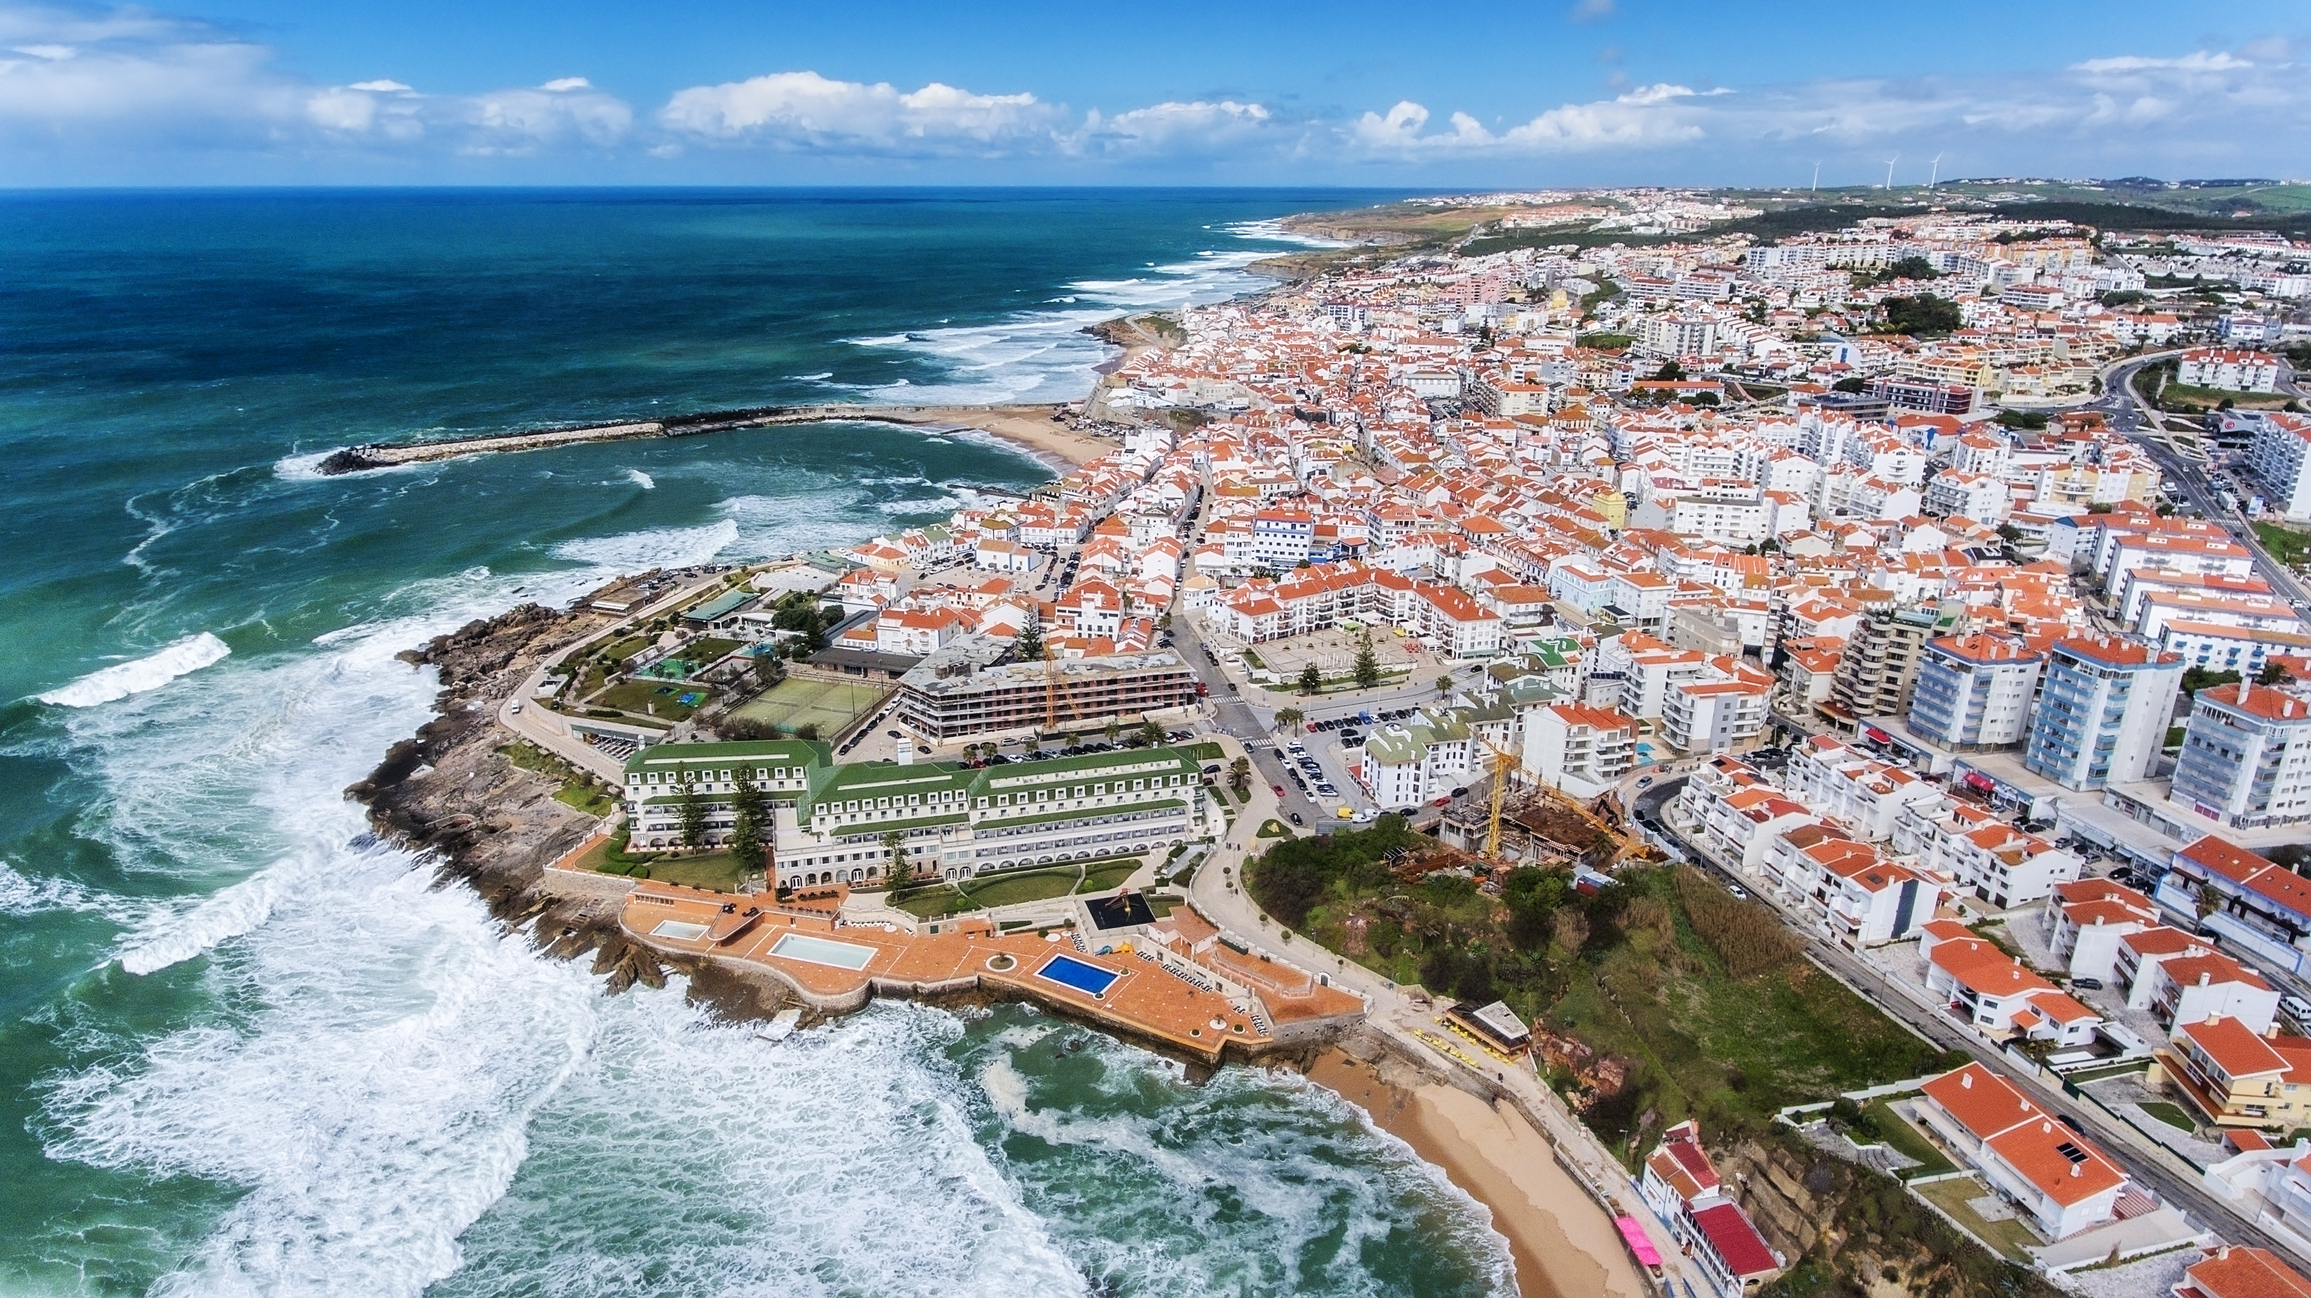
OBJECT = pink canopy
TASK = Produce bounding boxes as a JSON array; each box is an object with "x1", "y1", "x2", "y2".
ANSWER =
[{"x1": 1615, "y1": 1217, "x2": 1665, "y2": 1268}]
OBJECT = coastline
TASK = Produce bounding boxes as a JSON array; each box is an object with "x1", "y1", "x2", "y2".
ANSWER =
[
  {"x1": 1306, "y1": 1048, "x2": 1648, "y2": 1298},
  {"x1": 904, "y1": 402, "x2": 1110, "y2": 470}
]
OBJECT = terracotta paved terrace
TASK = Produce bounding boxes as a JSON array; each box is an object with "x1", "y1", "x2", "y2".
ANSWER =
[{"x1": 618, "y1": 882, "x2": 1319, "y2": 1061}]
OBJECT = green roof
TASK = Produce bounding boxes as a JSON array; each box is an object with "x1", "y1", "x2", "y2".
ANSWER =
[
  {"x1": 974, "y1": 799, "x2": 1186, "y2": 832},
  {"x1": 684, "y1": 590, "x2": 752, "y2": 622}
]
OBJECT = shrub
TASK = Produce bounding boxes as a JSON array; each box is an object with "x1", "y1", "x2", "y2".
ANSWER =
[{"x1": 1674, "y1": 866, "x2": 1801, "y2": 980}]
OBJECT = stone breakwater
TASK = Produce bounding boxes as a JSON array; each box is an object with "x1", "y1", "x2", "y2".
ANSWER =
[{"x1": 317, "y1": 402, "x2": 1059, "y2": 474}]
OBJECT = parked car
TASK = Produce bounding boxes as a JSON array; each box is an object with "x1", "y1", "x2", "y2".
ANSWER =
[
  {"x1": 1430, "y1": 795, "x2": 1453, "y2": 807},
  {"x1": 1726, "y1": 884, "x2": 1750, "y2": 900},
  {"x1": 2072, "y1": 977, "x2": 2104, "y2": 991},
  {"x1": 1288, "y1": 812, "x2": 1305, "y2": 825},
  {"x1": 2284, "y1": 995, "x2": 2311, "y2": 1022}
]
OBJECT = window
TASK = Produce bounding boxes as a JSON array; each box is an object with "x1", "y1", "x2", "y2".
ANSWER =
[{"x1": 998, "y1": 794, "x2": 1010, "y2": 806}]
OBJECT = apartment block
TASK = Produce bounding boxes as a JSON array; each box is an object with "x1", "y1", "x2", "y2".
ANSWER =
[{"x1": 2021, "y1": 635, "x2": 2184, "y2": 791}]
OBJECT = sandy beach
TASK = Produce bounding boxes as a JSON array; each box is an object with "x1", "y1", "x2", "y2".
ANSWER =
[
  {"x1": 907, "y1": 403, "x2": 1112, "y2": 470},
  {"x1": 1307, "y1": 1050, "x2": 1648, "y2": 1298}
]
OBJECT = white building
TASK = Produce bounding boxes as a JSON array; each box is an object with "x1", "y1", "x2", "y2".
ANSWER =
[
  {"x1": 2247, "y1": 414, "x2": 2311, "y2": 522},
  {"x1": 1907, "y1": 633, "x2": 2044, "y2": 752},
  {"x1": 1520, "y1": 703, "x2": 1638, "y2": 799},
  {"x1": 2022, "y1": 635, "x2": 2185, "y2": 791},
  {"x1": 2172, "y1": 681, "x2": 2311, "y2": 830},
  {"x1": 2179, "y1": 348, "x2": 2283, "y2": 394}
]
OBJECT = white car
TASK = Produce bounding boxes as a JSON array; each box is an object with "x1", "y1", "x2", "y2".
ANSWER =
[{"x1": 509, "y1": 701, "x2": 523, "y2": 714}]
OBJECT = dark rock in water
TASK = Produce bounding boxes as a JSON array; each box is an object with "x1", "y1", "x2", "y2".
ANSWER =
[{"x1": 317, "y1": 447, "x2": 381, "y2": 475}]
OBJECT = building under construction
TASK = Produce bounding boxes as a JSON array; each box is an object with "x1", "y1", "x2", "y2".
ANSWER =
[
  {"x1": 1436, "y1": 775, "x2": 1644, "y2": 871},
  {"x1": 895, "y1": 636, "x2": 1201, "y2": 741}
]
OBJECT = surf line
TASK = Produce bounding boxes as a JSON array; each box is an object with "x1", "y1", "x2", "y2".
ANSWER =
[{"x1": 316, "y1": 404, "x2": 1056, "y2": 476}]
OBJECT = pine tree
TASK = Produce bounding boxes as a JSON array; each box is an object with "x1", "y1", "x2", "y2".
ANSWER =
[
  {"x1": 729, "y1": 774, "x2": 766, "y2": 876},
  {"x1": 1353, "y1": 629, "x2": 1381, "y2": 690},
  {"x1": 677, "y1": 780, "x2": 707, "y2": 850},
  {"x1": 1014, "y1": 613, "x2": 1044, "y2": 662},
  {"x1": 1298, "y1": 663, "x2": 1323, "y2": 696},
  {"x1": 882, "y1": 829, "x2": 911, "y2": 892}
]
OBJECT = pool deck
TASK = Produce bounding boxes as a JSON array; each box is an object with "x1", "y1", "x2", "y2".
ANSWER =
[{"x1": 618, "y1": 881, "x2": 1362, "y2": 1063}]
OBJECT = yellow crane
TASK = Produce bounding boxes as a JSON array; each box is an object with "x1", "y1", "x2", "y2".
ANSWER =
[{"x1": 1475, "y1": 736, "x2": 1525, "y2": 862}]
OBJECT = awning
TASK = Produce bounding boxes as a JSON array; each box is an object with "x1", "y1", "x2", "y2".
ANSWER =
[{"x1": 1616, "y1": 1217, "x2": 1665, "y2": 1268}]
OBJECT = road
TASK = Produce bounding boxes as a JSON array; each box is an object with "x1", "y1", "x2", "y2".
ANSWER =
[
  {"x1": 495, "y1": 573, "x2": 731, "y2": 783},
  {"x1": 1640, "y1": 779, "x2": 2291, "y2": 1257},
  {"x1": 2100, "y1": 351, "x2": 2311, "y2": 611}
]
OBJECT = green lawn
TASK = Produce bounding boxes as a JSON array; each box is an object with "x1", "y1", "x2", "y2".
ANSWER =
[
  {"x1": 967, "y1": 868, "x2": 1079, "y2": 908},
  {"x1": 687, "y1": 637, "x2": 745, "y2": 663},
  {"x1": 1185, "y1": 741, "x2": 1226, "y2": 762},
  {"x1": 1256, "y1": 819, "x2": 1289, "y2": 839},
  {"x1": 2139, "y1": 1100, "x2": 2199, "y2": 1132},
  {"x1": 1075, "y1": 857, "x2": 1146, "y2": 894},
  {"x1": 2256, "y1": 523, "x2": 2311, "y2": 569},
  {"x1": 648, "y1": 851, "x2": 746, "y2": 892},
  {"x1": 1913, "y1": 1176, "x2": 2039, "y2": 1263},
  {"x1": 594, "y1": 679, "x2": 714, "y2": 721},
  {"x1": 598, "y1": 635, "x2": 653, "y2": 666},
  {"x1": 1855, "y1": 1099, "x2": 1956, "y2": 1176},
  {"x1": 553, "y1": 783, "x2": 620, "y2": 817}
]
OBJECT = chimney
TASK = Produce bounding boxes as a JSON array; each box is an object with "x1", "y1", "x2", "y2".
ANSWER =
[
  {"x1": 2200, "y1": 971, "x2": 2213, "y2": 987},
  {"x1": 1962, "y1": 1072, "x2": 1973, "y2": 1089},
  {"x1": 895, "y1": 737, "x2": 914, "y2": 766},
  {"x1": 2072, "y1": 1163, "x2": 2084, "y2": 1178}
]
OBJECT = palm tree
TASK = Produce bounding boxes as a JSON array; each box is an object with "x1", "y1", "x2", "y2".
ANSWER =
[
  {"x1": 1274, "y1": 706, "x2": 1305, "y2": 734},
  {"x1": 1435, "y1": 673, "x2": 1456, "y2": 698}
]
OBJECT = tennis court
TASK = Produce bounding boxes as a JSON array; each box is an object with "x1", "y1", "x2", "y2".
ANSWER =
[{"x1": 727, "y1": 677, "x2": 888, "y2": 737}]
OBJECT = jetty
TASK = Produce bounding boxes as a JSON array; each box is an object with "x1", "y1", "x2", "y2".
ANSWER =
[{"x1": 316, "y1": 403, "x2": 1056, "y2": 475}]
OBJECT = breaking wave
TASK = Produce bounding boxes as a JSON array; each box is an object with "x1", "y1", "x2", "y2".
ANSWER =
[{"x1": 36, "y1": 633, "x2": 232, "y2": 708}]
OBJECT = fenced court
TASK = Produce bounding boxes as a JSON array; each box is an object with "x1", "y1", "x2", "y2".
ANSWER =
[{"x1": 727, "y1": 676, "x2": 888, "y2": 738}]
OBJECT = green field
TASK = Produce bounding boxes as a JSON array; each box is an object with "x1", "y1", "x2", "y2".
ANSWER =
[
  {"x1": 727, "y1": 676, "x2": 887, "y2": 737},
  {"x1": 2256, "y1": 523, "x2": 2311, "y2": 568},
  {"x1": 595, "y1": 679, "x2": 714, "y2": 721}
]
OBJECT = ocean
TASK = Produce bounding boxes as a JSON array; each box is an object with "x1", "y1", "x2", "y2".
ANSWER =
[{"x1": 0, "y1": 188, "x2": 1517, "y2": 1297}]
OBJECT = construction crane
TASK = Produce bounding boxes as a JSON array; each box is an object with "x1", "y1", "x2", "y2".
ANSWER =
[
  {"x1": 1043, "y1": 643, "x2": 1074, "y2": 733},
  {"x1": 1475, "y1": 736, "x2": 1525, "y2": 861}
]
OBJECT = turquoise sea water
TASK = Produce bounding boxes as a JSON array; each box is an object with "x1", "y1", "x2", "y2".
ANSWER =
[{"x1": 0, "y1": 189, "x2": 1516, "y2": 1296}]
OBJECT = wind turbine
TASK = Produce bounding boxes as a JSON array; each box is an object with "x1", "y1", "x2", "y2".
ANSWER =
[
  {"x1": 1882, "y1": 155, "x2": 1899, "y2": 190},
  {"x1": 1926, "y1": 152, "x2": 1944, "y2": 192}
]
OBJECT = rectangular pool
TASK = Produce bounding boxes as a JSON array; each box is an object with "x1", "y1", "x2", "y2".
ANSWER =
[
  {"x1": 650, "y1": 920, "x2": 710, "y2": 941},
  {"x1": 768, "y1": 932, "x2": 878, "y2": 970},
  {"x1": 1036, "y1": 952, "x2": 1122, "y2": 998}
]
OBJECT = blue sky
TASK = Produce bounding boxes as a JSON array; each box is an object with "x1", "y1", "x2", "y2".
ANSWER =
[{"x1": 3, "y1": 0, "x2": 2307, "y2": 186}]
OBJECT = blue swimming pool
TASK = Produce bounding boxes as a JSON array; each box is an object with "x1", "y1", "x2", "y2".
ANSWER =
[{"x1": 1036, "y1": 952, "x2": 1122, "y2": 998}]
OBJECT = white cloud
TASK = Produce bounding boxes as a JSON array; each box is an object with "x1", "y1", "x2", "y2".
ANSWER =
[
  {"x1": 1569, "y1": 0, "x2": 1615, "y2": 21},
  {"x1": 1353, "y1": 84, "x2": 1709, "y2": 154},
  {"x1": 659, "y1": 70, "x2": 1063, "y2": 151},
  {"x1": 1083, "y1": 99, "x2": 1276, "y2": 154},
  {"x1": 539, "y1": 76, "x2": 589, "y2": 92},
  {"x1": 348, "y1": 78, "x2": 409, "y2": 92}
]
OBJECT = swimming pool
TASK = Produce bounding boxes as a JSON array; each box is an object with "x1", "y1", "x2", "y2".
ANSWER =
[
  {"x1": 1036, "y1": 952, "x2": 1122, "y2": 998},
  {"x1": 768, "y1": 932, "x2": 878, "y2": 970}
]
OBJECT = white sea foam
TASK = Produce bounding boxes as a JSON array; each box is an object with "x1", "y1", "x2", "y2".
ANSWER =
[
  {"x1": 430, "y1": 1001, "x2": 1092, "y2": 1298},
  {"x1": 840, "y1": 237, "x2": 1284, "y2": 407},
  {"x1": 36, "y1": 633, "x2": 231, "y2": 708},
  {"x1": 0, "y1": 861, "x2": 151, "y2": 923},
  {"x1": 623, "y1": 468, "x2": 655, "y2": 490},
  {"x1": 548, "y1": 518, "x2": 738, "y2": 572}
]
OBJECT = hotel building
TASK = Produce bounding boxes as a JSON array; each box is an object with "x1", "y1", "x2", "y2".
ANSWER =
[{"x1": 623, "y1": 740, "x2": 1210, "y2": 889}]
